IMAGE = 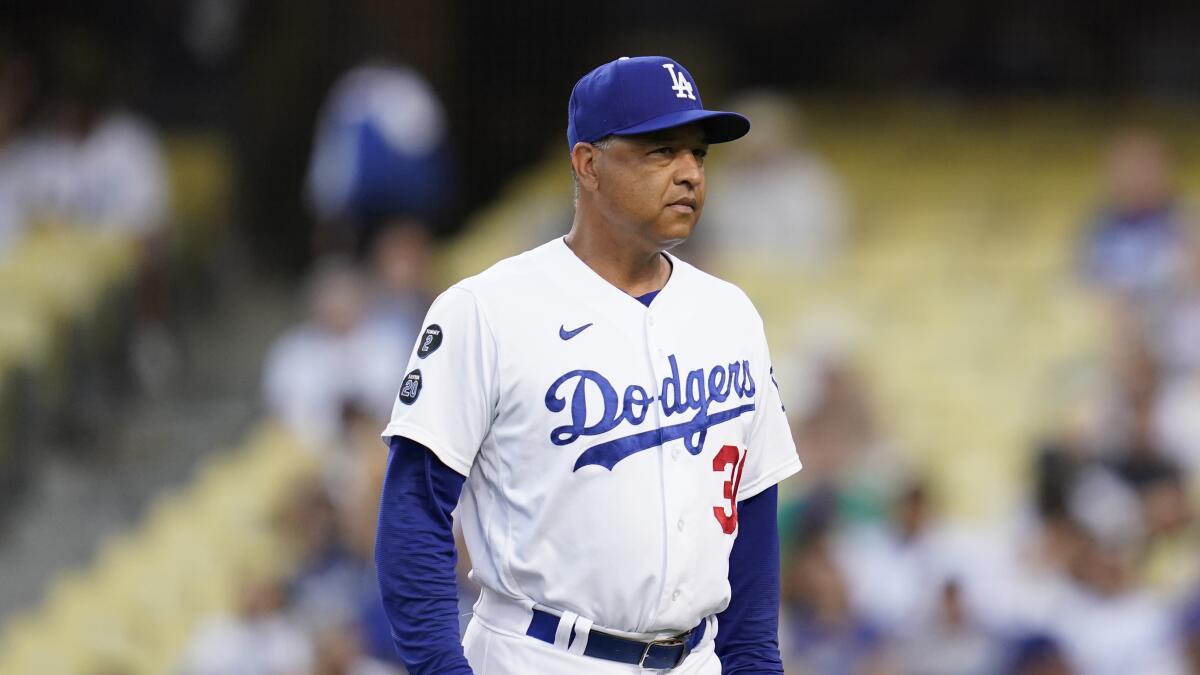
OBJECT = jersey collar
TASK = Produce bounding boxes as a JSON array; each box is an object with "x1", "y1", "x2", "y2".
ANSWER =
[{"x1": 554, "y1": 236, "x2": 683, "y2": 311}]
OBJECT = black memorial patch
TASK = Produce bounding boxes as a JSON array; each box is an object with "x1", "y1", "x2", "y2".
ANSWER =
[
  {"x1": 398, "y1": 369, "x2": 423, "y2": 405},
  {"x1": 417, "y1": 324, "x2": 443, "y2": 358}
]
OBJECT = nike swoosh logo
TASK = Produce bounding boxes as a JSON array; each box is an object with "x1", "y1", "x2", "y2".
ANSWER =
[{"x1": 559, "y1": 323, "x2": 593, "y2": 340}]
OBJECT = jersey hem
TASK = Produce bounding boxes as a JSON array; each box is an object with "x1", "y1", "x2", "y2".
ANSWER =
[
  {"x1": 736, "y1": 455, "x2": 801, "y2": 502},
  {"x1": 381, "y1": 423, "x2": 474, "y2": 477}
]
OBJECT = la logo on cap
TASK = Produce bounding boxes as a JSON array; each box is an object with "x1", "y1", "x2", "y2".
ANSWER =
[{"x1": 662, "y1": 63, "x2": 695, "y2": 100}]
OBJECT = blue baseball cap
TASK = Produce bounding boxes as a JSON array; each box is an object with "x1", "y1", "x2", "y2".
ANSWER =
[{"x1": 567, "y1": 56, "x2": 750, "y2": 149}]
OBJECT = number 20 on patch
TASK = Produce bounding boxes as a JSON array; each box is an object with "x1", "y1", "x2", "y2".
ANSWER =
[{"x1": 712, "y1": 445, "x2": 748, "y2": 534}]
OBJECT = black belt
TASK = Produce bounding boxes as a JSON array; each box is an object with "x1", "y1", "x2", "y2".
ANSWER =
[{"x1": 526, "y1": 608, "x2": 706, "y2": 670}]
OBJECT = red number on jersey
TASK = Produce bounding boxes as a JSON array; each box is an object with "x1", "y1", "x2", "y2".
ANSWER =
[{"x1": 712, "y1": 445, "x2": 748, "y2": 534}]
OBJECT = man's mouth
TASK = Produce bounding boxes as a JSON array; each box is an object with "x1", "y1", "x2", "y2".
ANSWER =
[{"x1": 667, "y1": 197, "x2": 696, "y2": 213}]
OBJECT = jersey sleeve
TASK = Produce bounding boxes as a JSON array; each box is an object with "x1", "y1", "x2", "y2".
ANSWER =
[
  {"x1": 381, "y1": 286, "x2": 498, "y2": 476},
  {"x1": 737, "y1": 323, "x2": 801, "y2": 501}
]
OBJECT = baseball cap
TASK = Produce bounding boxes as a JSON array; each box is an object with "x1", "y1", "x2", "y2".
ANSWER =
[{"x1": 567, "y1": 56, "x2": 750, "y2": 149}]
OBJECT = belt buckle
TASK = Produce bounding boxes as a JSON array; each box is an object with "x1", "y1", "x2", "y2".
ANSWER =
[{"x1": 638, "y1": 634, "x2": 687, "y2": 670}]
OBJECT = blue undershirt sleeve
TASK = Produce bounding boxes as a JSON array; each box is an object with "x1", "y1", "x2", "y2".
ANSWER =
[
  {"x1": 375, "y1": 435, "x2": 474, "y2": 675},
  {"x1": 714, "y1": 484, "x2": 785, "y2": 674}
]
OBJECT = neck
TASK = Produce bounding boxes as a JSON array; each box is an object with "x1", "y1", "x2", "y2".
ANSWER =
[{"x1": 564, "y1": 210, "x2": 671, "y2": 296}]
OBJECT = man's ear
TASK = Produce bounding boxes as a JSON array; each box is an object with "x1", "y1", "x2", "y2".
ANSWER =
[{"x1": 570, "y1": 142, "x2": 601, "y2": 194}]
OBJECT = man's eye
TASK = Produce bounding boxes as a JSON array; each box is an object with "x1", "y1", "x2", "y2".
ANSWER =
[{"x1": 653, "y1": 147, "x2": 674, "y2": 155}]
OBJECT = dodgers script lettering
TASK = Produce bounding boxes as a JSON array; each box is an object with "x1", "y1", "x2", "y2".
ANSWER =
[{"x1": 545, "y1": 354, "x2": 756, "y2": 471}]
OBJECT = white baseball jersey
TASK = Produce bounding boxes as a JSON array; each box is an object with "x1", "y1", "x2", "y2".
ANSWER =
[{"x1": 382, "y1": 237, "x2": 801, "y2": 635}]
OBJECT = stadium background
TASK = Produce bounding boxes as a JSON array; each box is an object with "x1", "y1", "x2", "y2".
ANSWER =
[{"x1": 2, "y1": 1, "x2": 1200, "y2": 673}]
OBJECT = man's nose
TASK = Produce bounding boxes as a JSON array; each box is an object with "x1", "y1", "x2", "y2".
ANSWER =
[{"x1": 674, "y1": 152, "x2": 703, "y2": 187}]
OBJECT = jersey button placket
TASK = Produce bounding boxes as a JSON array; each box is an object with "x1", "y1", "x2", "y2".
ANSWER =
[
  {"x1": 646, "y1": 309, "x2": 678, "y2": 617},
  {"x1": 648, "y1": 313, "x2": 664, "y2": 356}
]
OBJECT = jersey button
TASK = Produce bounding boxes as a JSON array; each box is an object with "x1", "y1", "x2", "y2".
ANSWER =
[
  {"x1": 671, "y1": 447, "x2": 680, "y2": 460},
  {"x1": 672, "y1": 590, "x2": 681, "y2": 601},
  {"x1": 677, "y1": 518, "x2": 685, "y2": 532},
  {"x1": 647, "y1": 316, "x2": 655, "y2": 326}
]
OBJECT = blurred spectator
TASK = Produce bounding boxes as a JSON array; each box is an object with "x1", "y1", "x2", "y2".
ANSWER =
[
  {"x1": 262, "y1": 258, "x2": 407, "y2": 449},
  {"x1": 179, "y1": 574, "x2": 314, "y2": 675},
  {"x1": 834, "y1": 482, "x2": 955, "y2": 636},
  {"x1": 794, "y1": 355, "x2": 879, "y2": 482},
  {"x1": 690, "y1": 91, "x2": 847, "y2": 270},
  {"x1": 1037, "y1": 447, "x2": 1143, "y2": 561},
  {"x1": 22, "y1": 35, "x2": 168, "y2": 238},
  {"x1": 331, "y1": 413, "x2": 391, "y2": 553},
  {"x1": 1108, "y1": 397, "x2": 1180, "y2": 496},
  {"x1": 364, "y1": 218, "x2": 433, "y2": 349},
  {"x1": 1048, "y1": 532, "x2": 1188, "y2": 675},
  {"x1": 272, "y1": 421, "x2": 411, "y2": 672},
  {"x1": 1137, "y1": 471, "x2": 1200, "y2": 599},
  {"x1": 305, "y1": 61, "x2": 454, "y2": 256},
  {"x1": 973, "y1": 517, "x2": 1085, "y2": 636},
  {"x1": 787, "y1": 351, "x2": 901, "y2": 523},
  {"x1": 1149, "y1": 238, "x2": 1200, "y2": 375},
  {"x1": 279, "y1": 477, "x2": 373, "y2": 634},
  {"x1": 1148, "y1": 239, "x2": 1200, "y2": 470},
  {"x1": 897, "y1": 579, "x2": 1001, "y2": 675},
  {"x1": 1154, "y1": 373, "x2": 1200, "y2": 473},
  {"x1": 1080, "y1": 129, "x2": 1194, "y2": 301},
  {"x1": 1033, "y1": 332, "x2": 1187, "y2": 549},
  {"x1": 780, "y1": 516, "x2": 896, "y2": 675},
  {"x1": 1032, "y1": 420, "x2": 1103, "y2": 526}
]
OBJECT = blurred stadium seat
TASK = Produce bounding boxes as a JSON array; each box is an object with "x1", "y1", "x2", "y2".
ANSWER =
[
  {"x1": 163, "y1": 135, "x2": 233, "y2": 273},
  {"x1": 0, "y1": 423, "x2": 316, "y2": 675}
]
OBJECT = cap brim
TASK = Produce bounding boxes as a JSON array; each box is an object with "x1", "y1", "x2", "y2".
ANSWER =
[{"x1": 611, "y1": 109, "x2": 750, "y2": 144}]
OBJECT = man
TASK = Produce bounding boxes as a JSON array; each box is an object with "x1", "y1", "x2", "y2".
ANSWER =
[{"x1": 376, "y1": 55, "x2": 801, "y2": 674}]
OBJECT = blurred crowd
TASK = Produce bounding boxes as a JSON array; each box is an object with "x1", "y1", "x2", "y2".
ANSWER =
[
  {"x1": 178, "y1": 436, "x2": 415, "y2": 675},
  {"x1": 260, "y1": 58, "x2": 451, "y2": 454},
  {"x1": 176, "y1": 59, "x2": 455, "y2": 675},
  {"x1": 773, "y1": 129, "x2": 1200, "y2": 675},
  {"x1": 182, "y1": 225, "x2": 447, "y2": 675},
  {"x1": 0, "y1": 33, "x2": 168, "y2": 253},
  {"x1": 13, "y1": 30, "x2": 1197, "y2": 674},
  {"x1": 0, "y1": 32, "x2": 175, "y2": 391},
  {"x1": 7, "y1": 5, "x2": 1200, "y2": 675}
]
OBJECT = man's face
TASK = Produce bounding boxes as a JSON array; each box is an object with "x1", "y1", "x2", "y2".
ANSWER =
[{"x1": 590, "y1": 123, "x2": 709, "y2": 249}]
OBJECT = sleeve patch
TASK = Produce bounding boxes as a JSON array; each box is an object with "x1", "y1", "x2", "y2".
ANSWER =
[
  {"x1": 417, "y1": 324, "x2": 443, "y2": 358},
  {"x1": 398, "y1": 369, "x2": 423, "y2": 404}
]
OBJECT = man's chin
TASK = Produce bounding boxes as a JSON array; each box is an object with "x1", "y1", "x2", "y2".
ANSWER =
[
  {"x1": 652, "y1": 218, "x2": 696, "y2": 250},
  {"x1": 654, "y1": 233, "x2": 692, "y2": 252}
]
